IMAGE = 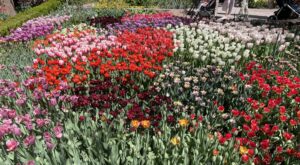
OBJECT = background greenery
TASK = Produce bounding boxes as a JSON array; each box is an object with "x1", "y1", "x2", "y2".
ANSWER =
[{"x1": 0, "y1": 0, "x2": 62, "y2": 36}]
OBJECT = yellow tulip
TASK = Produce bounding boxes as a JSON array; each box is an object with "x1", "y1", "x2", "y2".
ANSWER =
[
  {"x1": 178, "y1": 119, "x2": 189, "y2": 127},
  {"x1": 170, "y1": 136, "x2": 180, "y2": 145},
  {"x1": 239, "y1": 146, "x2": 249, "y2": 155}
]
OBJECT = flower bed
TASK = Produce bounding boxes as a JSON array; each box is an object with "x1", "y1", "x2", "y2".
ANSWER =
[
  {"x1": 0, "y1": 10, "x2": 299, "y2": 165},
  {"x1": 0, "y1": 15, "x2": 70, "y2": 42},
  {"x1": 107, "y1": 12, "x2": 192, "y2": 32}
]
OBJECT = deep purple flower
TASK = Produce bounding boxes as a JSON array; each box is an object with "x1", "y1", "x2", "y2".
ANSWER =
[{"x1": 1, "y1": 15, "x2": 70, "y2": 42}]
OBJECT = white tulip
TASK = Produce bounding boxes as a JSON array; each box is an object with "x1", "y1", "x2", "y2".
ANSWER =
[
  {"x1": 235, "y1": 55, "x2": 241, "y2": 61},
  {"x1": 243, "y1": 49, "x2": 250, "y2": 58}
]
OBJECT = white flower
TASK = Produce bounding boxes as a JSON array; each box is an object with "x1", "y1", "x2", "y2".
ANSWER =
[
  {"x1": 217, "y1": 88, "x2": 224, "y2": 95},
  {"x1": 174, "y1": 77, "x2": 181, "y2": 84},
  {"x1": 219, "y1": 61, "x2": 225, "y2": 66},
  {"x1": 247, "y1": 43, "x2": 253, "y2": 49},
  {"x1": 193, "y1": 77, "x2": 199, "y2": 83},
  {"x1": 184, "y1": 82, "x2": 191, "y2": 88},
  {"x1": 278, "y1": 45, "x2": 285, "y2": 52},
  {"x1": 286, "y1": 33, "x2": 295, "y2": 38},
  {"x1": 229, "y1": 119, "x2": 236, "y2": 124},
  {"x1": 243, "y1": 49, "x2": 250, "y2": 58},
  {"x1": 201, "y1": 56, "x2": 207, "y2": 61},
  {"x1": 235, "y1": 55, "x2": 241, "y2": 61},
  {"x1": 174, "y1": 101, "x2": 183, "y2": 106},
  {"x1": 184, "y1": 77, "x2": 192, "y2": 82},
  {"x1": 155, "y1": 87, "x2": 161, "y2": 92},
  {"x1": 221, "y1": 113, "x2": 229, "y2": 119},
  {"x1": 193, "y1": 52, "x2": 199, "y2": 58},
  {"x1": 221, "y1": 53, "x2": 227, "y2": 58},
  {"x1": 200, "y1": 102, "x2": 206, "y2": 106},
  {"x1": 285, "y1": 42, "x2": 290, "y2": 47},
  {"x1": 192, "y1": 90, "x2": 199, "y2": 96},
  {"x1": 228, "y1": 59, "x2": 234, "y2": 64}
]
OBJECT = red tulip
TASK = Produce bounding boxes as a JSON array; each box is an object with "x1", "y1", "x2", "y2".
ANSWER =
[
  {"x1": 260, "y1": 139, "x2": 270, "y2": 150},
  {"x1": 218, "y1": 106, "x2": 225, "y2": 112},
  {"x1": 283, "y1": 132, "x2": 293, "y2": 140},
  {"x1": 241, "y1": 154, "x2": 249, "y2": 162}
]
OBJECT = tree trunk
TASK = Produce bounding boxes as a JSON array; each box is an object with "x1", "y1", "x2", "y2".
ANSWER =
[{"x1": 0, "y1": 0, "x2": 16, "y2": 16}]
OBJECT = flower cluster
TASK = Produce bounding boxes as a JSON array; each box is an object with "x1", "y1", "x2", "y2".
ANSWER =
[
  {"x1": 211, "y1": 22, "x2": 296, "y2": 43},
  {"x1": 0, "y1": 106, "x2": 63, "y2": 151},
  {"x1": 0, "y1": 79, "x2": 27, "y2": 106},
  {"x1": 207, "y1": 21, "x2": 296, "y2": 51},
  {"x1": 152, "y1": 61, "x2": 243, "y2": 125},
  {"x1": 107, "y1": 12, "x2": 192, "y2": 32},
  {"x1": 170, "y1": 23, "x2": 250, "y2": 66},
  {"x1": 0, "y1": 15, "x2": 70, "y2": 42},
  {"x1": 1, "y1": 8, "x2": 300, "y2": 164},
  {"x1": 32, "y1": 26, "x2": 174, "y2": 90},
  {"x1": 120, "y1": 12, "x2": 174, "y2": 22},
  {"x1": 218, "y1": 62, "x2": 300, "y2": 163},
  {"x1": 88, "y1": 16, "x2": 122, "y2": 28},
  {"x1": 72, "y1": 76, "x2": 174, "y2": 129}
]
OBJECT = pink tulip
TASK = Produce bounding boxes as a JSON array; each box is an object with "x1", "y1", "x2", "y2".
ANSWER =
[
  {"x1": 26, "y1": 160, "x2": 35, "y2": 165},
  {"x1": 23, "y1": 135, "x2": 36, "y2": 147},
  {"x1": 53, "y1": 124, "x2": 63, "y2": 139},
  {"x1": 6, "y1": 139, "x2": 19, "y2": 151},
  {"x1": 11, "y1": 124, "x2": 22, "y2": 136}
]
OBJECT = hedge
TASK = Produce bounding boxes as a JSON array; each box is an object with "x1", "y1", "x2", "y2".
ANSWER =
[{"x1": 0, "y1": 0, "x2": 62, "y2": 36}]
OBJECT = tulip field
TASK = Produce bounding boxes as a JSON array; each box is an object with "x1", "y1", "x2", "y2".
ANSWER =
[{"x1": 0, "y1": 5, "x2": 300, "y2": 165}]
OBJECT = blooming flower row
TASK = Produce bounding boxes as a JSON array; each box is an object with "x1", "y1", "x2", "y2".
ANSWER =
[
  {"x1": 0, "y1": 15, "x2": 70, "y2": 42},
  {"x1": 107, "y1": 12, "x2": 192, "y2": 32},
  {"x1": 0, "y1": 79, "x2": 63, "y2": 153},
  {"x1": 205, "y1": 21, "x2": 296, "y2": 51},
  {"x1": 32, "y1": 25, "x2": 174, "y2": 90},
  {"x1": 169, "y1": 23, "x2": 250, "y2": 66}
]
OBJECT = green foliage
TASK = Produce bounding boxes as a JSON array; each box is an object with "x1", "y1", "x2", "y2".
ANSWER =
[
  {"x1": 54, "y1": 5, "x2": 98, "y2": 26},
  {"x1": 249, "y1": 0, "x2": 269, "y2": 8},
  {"x1": 0, "y1": 42, "x2": 34, "y2": 80},
  {"x1": 0, "y1": 0, "x2": 62, "y2": 36},
  {"x1": 0, "y1": 13, "x2": 8, "y2": 21},
  {"x1": 125, "y1": 0, "x2": 193, "y2": 8},
  {"x1": 96, "y1": 8, "x2": 126, "y2": 18},
  {"x1": 95, "y1": 0, "x2": 130, "y2": 9},
  {"x1": 65, "y1": 0, "x2": 98, "y2": 5},
  {"x1": 126, "y1": 8, "x2": 157, "y2": 14}
]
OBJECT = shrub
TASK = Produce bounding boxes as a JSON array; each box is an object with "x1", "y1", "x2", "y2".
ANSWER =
[
  {"x1": 249, "y1": 0, "x2": 269, "y2": 8},
  {"x1": 0, "y1": 0, "x2": 62, "y2": 36},
  {"x1": 125, "y1": 0, "x2": 193, "y2": 9},
  {"x1": 95, "y1": 0, "x2": 129, "y2": 9}
]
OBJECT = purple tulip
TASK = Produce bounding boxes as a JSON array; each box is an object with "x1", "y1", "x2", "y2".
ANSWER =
[{"x1": 0, "y1": 15, "x2": 70, "y2": 42}]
